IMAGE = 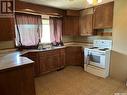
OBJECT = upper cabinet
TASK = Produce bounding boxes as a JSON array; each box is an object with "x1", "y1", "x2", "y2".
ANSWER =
[
  {"x1": 80, "y1": 8, "x2": 94, "y2": 36},
  {"x1": 63, "y1": 10, "x2": 80, "y2": 36},
  {"x1": 0, "y1": 18, "x2": 15, "y2": 41},
  {"x1": 93, "y1": 2, "x2": 114, "y2": 29},
  {"x1": 79, "y1": 2, "x2": 114, "y2": 36},
  {"x1": 63, "y1": 16, "x2": 79, "y2": 36}
]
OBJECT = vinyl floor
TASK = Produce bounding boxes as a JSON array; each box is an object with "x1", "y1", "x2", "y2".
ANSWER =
[{"x1": 35, "y1": 66, "x2": 127, "y2": 95}]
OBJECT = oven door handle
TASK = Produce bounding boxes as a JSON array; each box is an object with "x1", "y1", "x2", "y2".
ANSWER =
[
  {"x1": 86, "y1": 54, "x2": 90, "y2": 65},
  {"x1": 100, "y1": 54, "x2": 105, "y2": 55}
]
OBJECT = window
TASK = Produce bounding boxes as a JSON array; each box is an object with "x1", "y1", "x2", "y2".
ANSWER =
[
  {"x1": 15, "y1": 24, "x2": 39, "y2": 46},
  {"x1": 15, "y1": 14, "x2": 41, "y2": 47},
  {"x1": 15, "y1": 14, "x2": 62, "y2": 47},
  {"x1": 41, "y1": 19, "x2": 51, "y2": 43}
]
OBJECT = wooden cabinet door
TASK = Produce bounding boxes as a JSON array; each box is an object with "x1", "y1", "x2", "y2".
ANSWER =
[
  {"x1": 80, "y1": 14, "x2": 93, "y2": 36},
  {"x1": 66, "y1": 47, "x2": 83, "y2": 66},
  {"x1": 46, "y1": 53, "x2": 60, "y2": 71},
  {"x1": 73, "y1": 16, "x2": 80, "y2": 36},
  {"x1": 63, "y1": 16, "x2": 72, "y2": 35},
  {"x1": 39, "y1": 50, "x2": 60, "y2": 74},
  {"x1": 63, "y1": 16, "x2": 74, "y2": 35},
  {"x1": 39, "y1": 52, "x2": 47, "y2": 74},
  {"x1": 59, "y1": 48, "x2": 65, "y2": 68},
  {"x1": 93, "y1": 2, "x2": 114, "y2": 29},
  {"x1": 22, "y1": 52, "x2": 40, "y2": 77},
  {"x1": 28, "y1": 52, "x2": 40, "y2": 77},
  {"x1": 0, "y1": 18, "x2": 15, "y2": 41},
  {"x1": 63, "y1": 16, "x2": 79, "y2": 36}
]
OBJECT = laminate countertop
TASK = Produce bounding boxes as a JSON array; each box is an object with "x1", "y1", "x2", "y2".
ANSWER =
[
  {"x1": 0, "y1": 51, "x2": 34, "y2": 71},
  {"x1": 0, "y1": 46, "x2": 66, "y2": 71},
  {"x1": 0, "y1": 42, "x2": 92, "y2": 71},
  {"x1": 64, "y1": 42, "x2": 93, "y2": 48}
]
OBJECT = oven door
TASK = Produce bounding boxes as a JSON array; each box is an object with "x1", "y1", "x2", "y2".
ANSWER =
[{"x1": 88, "y1": 51, "x2": 106, "y2": 69}]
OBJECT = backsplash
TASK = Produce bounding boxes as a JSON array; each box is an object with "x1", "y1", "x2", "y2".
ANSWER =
[
  {"x1": 0, "y1": 41, "x2": 15, "y2": 50},
  {"x1": 62, "y1": 36, "x2": 74, "y2": 43},
  {"x1": 0, "y1": 29, "x2": 112, "y2": 49},
  {"x1": 73, "y1": 35, "x2": 112, "y2": 43},
  {"x1": 62, "y1": 29, "x2": 112, "y2": 43}
]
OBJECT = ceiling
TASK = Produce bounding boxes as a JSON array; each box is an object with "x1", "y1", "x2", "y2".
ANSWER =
[{"x1": 20, "y1": 0, "x2": 114, "y2": 10}]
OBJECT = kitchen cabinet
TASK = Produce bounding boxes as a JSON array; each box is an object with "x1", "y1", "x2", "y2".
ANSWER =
[
  {"x1": 65, "y1": 46, "x2": 84, "y2": 66},
  {"x1": 63, "y1": 16, "x2": 79, "y2": 36},
  {"x1": 0, "y1": 64, "x2": 35, "y2": 95},
  {"x1": 93, "y1": 2, "x2": 114, "y2": 29},
  {"x1": 39, "y1": 50, "x2": 60, "y2": 74},
  {"x1": 80, "y1": 14, "x2": 93, "y2": 36},
  {"x1": 0, "y1": 18, "x2": 15, "y2": 41},
  {"x1": 22, "y1": 48, "x2": 65, "y2": 76},
  {"x1": 39, "y1": 49, "x2": 65, "y2": 75},
  {"x1": 23, "y1": 52, "x2": 40, "y2": 77},
  {"x1": 59, "y1": 48, "x2": 66, "y2": 68}
]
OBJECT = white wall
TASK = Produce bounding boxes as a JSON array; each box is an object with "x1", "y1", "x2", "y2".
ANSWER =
[{"x1": 110, "y1": 0, "x2": 127, "y2": 81}]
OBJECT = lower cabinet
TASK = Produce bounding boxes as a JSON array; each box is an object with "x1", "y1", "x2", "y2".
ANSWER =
[
  {"x1": 23, "y1": 48, "x2": 65, "y2": 76},
  {"x1": 39, "y1": 50, "x2": 60, "y2": 74},
  {"x1": 0, "y1": 64, "x2": 35, "y2": 95},
  {"x1": 22, "y1": 52, "x2": 40, "y2": 77},
  {"x1": 23, "y1": 47, "x2": 84, "y2": 76},
  {"x1": 59, "y1": 49, "x2": 66, "y2": 68},
  {"x1": 65, "y1": 46, "x2": 84, "y2": 66}
]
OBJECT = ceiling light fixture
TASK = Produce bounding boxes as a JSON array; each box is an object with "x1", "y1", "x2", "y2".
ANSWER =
[{"x1": 87, "y1": 0, "x2": 102, "y2": 5}]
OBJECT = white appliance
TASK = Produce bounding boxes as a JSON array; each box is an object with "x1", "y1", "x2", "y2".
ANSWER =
[{"x1": 84, "y1": 40, "x2": 112, "y2": 78}]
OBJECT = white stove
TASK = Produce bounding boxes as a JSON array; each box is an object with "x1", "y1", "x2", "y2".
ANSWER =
[{"x1": 84, "y1": 40, "x2": 112, "y2": 78}]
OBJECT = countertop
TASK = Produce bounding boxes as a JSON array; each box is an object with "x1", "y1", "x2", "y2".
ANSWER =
[
  {"x1": 0, "y1": 42, "x2": 92, "y2": 71},
  {"x1": 0, "y1": 46, "x2": 66, "y2": 71},
  {"x1": 0, "y1": 50, "x2": 34, "y2": 71},
  {"x1": 64, "y1": 42, "x2": 93, "y2": 48},
  {"x1": 20, "y1": 46, "x2": 66, "y2": 55}
]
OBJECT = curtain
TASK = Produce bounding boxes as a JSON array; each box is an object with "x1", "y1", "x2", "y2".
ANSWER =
[
  {"x1": 15, "y1": 13, "x2": 42, "y2": 47},
  {"x1": 49, "y1": 17, "x2": 63, "y2": 46}
]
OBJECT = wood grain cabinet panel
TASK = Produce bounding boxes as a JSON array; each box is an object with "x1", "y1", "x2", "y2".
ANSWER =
[
  {"x1": 80, "y1": 14, "x2": 93, "y2": 36},
  {"x1": 39, "y1": 55, "x2": 48, "y2": 73},
  {"x1": 65, "y1": 47, "x2": 84, "y2": 66},
  {"x1": 39, "y1": 49, "x2": 65, "y2": 75},
  {"x1": 66, "y1": 10, "x2": 80, "y2": 16},
  {"x1": 22, "y1": 52, "x2": 40, "y2": 77},
  {"x1": 16, "y1": 0, "x2": 65, "y2": 16},
  {"x1": 63, "y1": 16, "x2": 79, "y2": 36},
  {"x1": 93, "y1": 2, "x2": 114, "y2": 29},
  {"x1": 0, "y1": 18, "x2": 15, "y2": 41},
  {"x1": 46, "y1": 53, "x2": 60, "y2": 71},
  {"x1": 22, "y1": 48, "x2": 65, "y2": 76},
  {"x1": 0, "y1": 64, "x2": 35, "y2": 95},
  {"x1": 59, "y1": 48, "x2": 65, "y2": 68},
  {"x1": 39, "y1": 50, "x2": 60, "y2": 74},
  {"x1": 63, "y1": 16, "x2": 73, "y2": 35}
]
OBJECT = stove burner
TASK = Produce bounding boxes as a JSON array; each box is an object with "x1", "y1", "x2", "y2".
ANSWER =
[
  {"x1": 89, "y1": 47, "x2": 109, "y2": 51},
  {"x1": 89, "y1": 47, "x2": 98, "y2": 49},
  {"x1": 99, "y1": 48, "x2": 109, "y2": 51}
]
